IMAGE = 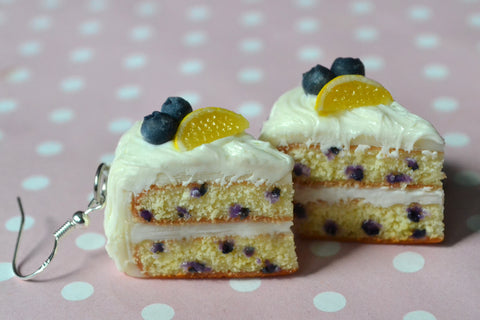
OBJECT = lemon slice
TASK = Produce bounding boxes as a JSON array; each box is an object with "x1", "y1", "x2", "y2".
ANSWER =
[
  {"x1": 174, "y1": 107, "x2": 249, "y2": 151},
  {"x1": 315, "y1": 75, "x2": 394, "y2": 116}
]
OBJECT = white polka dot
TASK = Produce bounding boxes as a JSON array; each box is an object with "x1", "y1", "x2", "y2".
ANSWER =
[
  {"x1": 22, "y1": 175, "x2": 50, "y2": 191},
  {"x1": 432, "y1": 97, "x2": 458, "y2": 112},
  {"x1": 100, "y1": 153, "x2": 115, "y2": 164},
  {"x1": 313, "y1": 291, "x2": 346, "y2": 312},
  {"x1": 393, "y1": 251, "x2": 425, "y2": 273},
  {"x1": 295, "y1": 17, "x2": 319, "y2": 33},
  {"x1": 310, "y1": 241, "x2": 341, "y2": 257},
  {"x1": 467, "y1": 13, "x2": 480, "y2": 28},
  {"x1": 116, "y1": 86, "x2": 141, "y2": 100},
  {"x1": 30, "y1": 16, "x2": 52, "y2": 31},
  {"x1": 137, "y1": 2, "x2": 157, "y2": 17},
  {"x1": 294, "y1": 0, "x2": 317, "y2": 8},
  {"x1": 240, "y1": 11, "x2": 264, "y2": 27},
  {"x1": 403, "y1": 310, "x2": 437, "y2": 320},
  {"x1": 36, "y1": 141, "x2": 63, "y2": 156},
  {"x1": 50, "y1": 109, "x2": 74, "y2": 123},
  {"x1": 130, "y1": 26, "x2": 153, "y2": 41},
  {"x1": 229, "y1": 279, "x2": 262, "y2": 292},
  {"x1": 444, "y1": 132, "x2": 470, "y2": 147},
  {"x1": 354, "y1": 26, "x2": 378, "y2": 42},
  {"x1": 454, "y1": 170, "x2": 480, "y2": 186},
  {"x1": 60, "y1": 77, "x2": 84, "y2": 92},
  {"x1": 79, "y1": 20, "x2": 101, "y2": 35},
  {"x1": 0, "y1": 263, "x2": 14, "y2": 282},
  {"x1": 408, "y1": 5, "x2": 432, "y2": 21},
  {"x1": 238, "y1": 68, "x2": 263, "y2": 84},
  {"x1": 466, "y1": 214, "x2": 480, "y2": 232},
  {"x1": 183, "y1": 31, "x2": 207, "y2": 47},
  {"x1": 41, "y1": 0, "x2": 60, "y2": 10},
  {"x1": 0, "y1": 99, "x2": 17, "y2": 113},
  {"x1": 141, "y1": 303, "x2": 175, "y2": 320},
  {"x1": 187, "y1": 5, "x2": 210, "y2": 22},
  {"x1": 70, "y1": 48, "x2": 94, "y2": 63},
  {"x1": 75, "y1": 232, "x2": 106, "y2": 250},
  {"x1": 179, "y1": 60, "x2": 204, "y2": 75},
  {"x1": 298, "y1": 46, "x2": 323, "y2": 61},
  {"x1": 5, "y1": 215, "x2": 35, "y2": 232},
  {"x1": 423, "y1": 64, "x2": 449, "y2": 80},
  {"x1": 18, "y1": 41, "x2": 42, "y2": 56},
  {"x1": 124, "y1": 54, "x2": 147, "y2": 69},
  {"x1": 61, "y1": 281, "x2": 94, "y2": 301},
  {"x1": 7, "y1": 67, "x2": 31, "y2": 84},
  {"x1": 350, "y1": 1, "x2": 374, "y2": 15},
  {"x1": 176, "y1": 92, "x2": 201, "y2": 106},
  {"x1": 88, "y1": 0, "x2": 107, "y2": 13},
  {"x1": 239, "y1": 38, "x2": 263, "y2": 53},
  {"x1": 415, "y1": 34, "x2": 440, "y2": 49},
  {"x1": 109, "y1": 118, "x2": 133, "y2": 134},
  {"x1": 238, "y1": 101, "x2": 263, "y2": 119},
  {"x1": 361, "y1": 56, "x2": 384, "y2": 72}
]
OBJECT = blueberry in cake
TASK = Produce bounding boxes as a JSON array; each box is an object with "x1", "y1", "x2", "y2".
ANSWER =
[
  {"x1": 104, "y1": 97, "x2": 298, "y2": 278},
  {"x1": 260, "y1": 57, "x2": 446, "y2": 243}
]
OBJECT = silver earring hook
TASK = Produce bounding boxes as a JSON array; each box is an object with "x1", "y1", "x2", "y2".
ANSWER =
[{"x1": 12, "y1": 163, "x2": 110, "y2": 280}]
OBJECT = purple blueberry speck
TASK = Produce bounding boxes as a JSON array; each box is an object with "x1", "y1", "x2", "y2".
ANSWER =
[
  {"x1": 261, "y1": 260, "x2": 281, "y2": 274},
  {"x1": 177, "y1": 206, "x2": 191, "y2": 219},
  {"x1": 293, "y1": 203, "x2": 307, "y2": 219},
  {"x1": 323, "y1": 220, "x2": 338, "y2": 236},
  {"x1": 243, "y1": 246, "x2": 255, "y2": 257},
  {"x1": 406, "y1": 158, "x2": 419, "y2": 171},
  {"x1": 265, "y1": 187, "x2": 281, "y2": 204},
  {"x1": 361, "y1": 220, "x2": 382, "y2": 236},
  {"x1": 181, "y1": 261, "x2": 211, "y2": 273},
  {"x1": 229, "y1": 204, "x2": 250, "y2": 219},
  {"x1": 191, "y1": 183, "x2": 208, "y2": 198},
  {"x1": 325, "y1": 147, "x2": 341, "y2": 160},
  {"x1": 407, "y1": 205, "x2": 424, "y2": 223},
  {"x1": 220, "y1": 240, "x2": 235, "y2": 254},
  {"x1": 151, "y1": 242, "x2": 165, "y2": 254},
  {"x1": 386, "y1": 173, "x2": 412, "y2": 184},
  {"x1": 140, "y1": 210, "x2": 153, "y2": 222},
  {"x1": 411, "y1": 229, "x2": 427, "y2": 239},
  {"x1": 345, "y1": 165, "x2": 364, "y2": 181},
  {"x1": 293, "y1": 163, "x2": 311, "y2": 177}
]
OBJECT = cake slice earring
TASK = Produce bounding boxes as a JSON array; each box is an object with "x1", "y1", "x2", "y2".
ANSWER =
[{"x1": 12, "y1": 163, "x2": 109, "y2": 280}]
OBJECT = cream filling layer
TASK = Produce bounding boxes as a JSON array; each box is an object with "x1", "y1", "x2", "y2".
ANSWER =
[
  {"x1": 130, "y1": 221, "x2": 293, "y2": 243},
  {"x1": 294, "y1": 185, "x2": 444, "y2": 207}
]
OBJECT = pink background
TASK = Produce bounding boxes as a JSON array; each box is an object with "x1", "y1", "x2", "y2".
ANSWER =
[{"x1": 1, "y1": 0, "x2": 480, "y2": 319}]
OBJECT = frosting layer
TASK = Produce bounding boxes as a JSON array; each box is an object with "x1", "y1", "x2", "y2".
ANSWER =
[{"x1": 260, "y1": 87, "x2": 445, "y2": 152}]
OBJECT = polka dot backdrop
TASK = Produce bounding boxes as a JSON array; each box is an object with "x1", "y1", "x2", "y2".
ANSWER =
[{"x1": 1, "y1": 0, "x2": 479, "y2": 319}]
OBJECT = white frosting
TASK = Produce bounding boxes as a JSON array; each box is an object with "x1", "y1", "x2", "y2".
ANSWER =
[
  {"x1": 294, "y1": 185, "x2": 444, "y2": 207},
  {"x1": 131, "y1": 221, "x2": 293, "y2": 243},
  {"x1": 104, "y1": 121, "x2": 294, "y2": 273},
  {"x1": 260, "y1": 87, "x2": 445, "y2": 153}
]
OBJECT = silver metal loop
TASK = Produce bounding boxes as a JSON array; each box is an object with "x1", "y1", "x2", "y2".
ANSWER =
[{"x1": 12, "y1": 163, "x2": 110, "y2": 280}]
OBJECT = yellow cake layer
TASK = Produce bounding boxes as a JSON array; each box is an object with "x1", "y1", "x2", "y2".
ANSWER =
[
  {"x1": 281, "y1": 144, "x2": 445, "y2": 186},
  {"x1": 134, "y1": 233, "x2": 298, "y2": 278},
  {"x1": 294, "y1": 200, "x2": 444, "y2": 243},
  {"x1": 133, "y1": 182, "x2": 293, "y2": 223}
]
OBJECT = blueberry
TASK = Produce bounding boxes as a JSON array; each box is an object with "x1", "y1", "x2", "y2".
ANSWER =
[
  {"x1": 361, "y1": 220, "x2": 381, "y2": 236},
  {"x1": 323, "y1": 220, "x2": 338, "y2": 236},
  {"x1": 345, "y1": 165, "x2": 364, "y2": 181},
  {"x1": 406, "y1": 158, "x2": 419, "y2": 171},
  {"x1": 302, "y1": 64, "x2": 335, "y2": 95},
  {"x1": 407, "y1": 205, "x2": 424, "y2": 222},
  {"x1": 229, "y1": 204, "x2": 250, "y2": 219},
  {"x1": 160, "y1": 97, "x2": 192, "y2": 122},
  {"x1": 191, "y1": 183, "x2": 208, "y2": 198},
  {"x1": 140, "y1": 210, "x2": 153, "y2": 222},
  {"x1": 265, "y1": 187, "x2": 281, "y2": 204},
  {"x1": 141, "y1": 111, "x2": 178, "y2": 145},
  {"x1": 150, "y1": 242, "x2": 165, "y2": 253},
  {"x1": 330, "y1": 57, "x2": 365, "y2": 76},
  {"x1": 181, "y1": 261, "x2": 211, "y2": 273},
  {"x1": 386, "y1": 173, "x2": 412, "y2": 184},
  {"x1": 239, "y1": 207, "x2": 250, "y2": 220},
  {"x1": 325, "y1": 147, "x2": 341, "y2": 160},
  {"x1": 261, "y1": 260, "x2": 281, "y2": 274},
  {"x1": 411, "y1": 229, "x2": 427, "y2": 239},
  {"x1": 243, "y1": 246, "x2": 255, "y2": 257},
  {"x1": 177, "y1": 206, "x2": 191, "y2": 219},
  {"x1": 219, "y1": 240, "x2": 235, "y2": 254},
  {"x1": 293, "y1": 163, "x2": 311, "y2": 177},
  {"x1": 293, "y1": 203, "x2": 307, "y2": 219}
]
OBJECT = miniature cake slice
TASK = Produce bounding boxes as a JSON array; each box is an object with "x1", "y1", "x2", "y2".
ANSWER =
[
  {"x1": 104, "y1": 97, "x2": 298, "y2": 278},
  {"x1": 260, "y1": 58, "x2": 446, "y2": 243}
]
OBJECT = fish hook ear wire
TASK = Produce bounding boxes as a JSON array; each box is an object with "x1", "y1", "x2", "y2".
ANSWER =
[{"x1": 11, "y1": 163, "x2": 109, "y2": 280}]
